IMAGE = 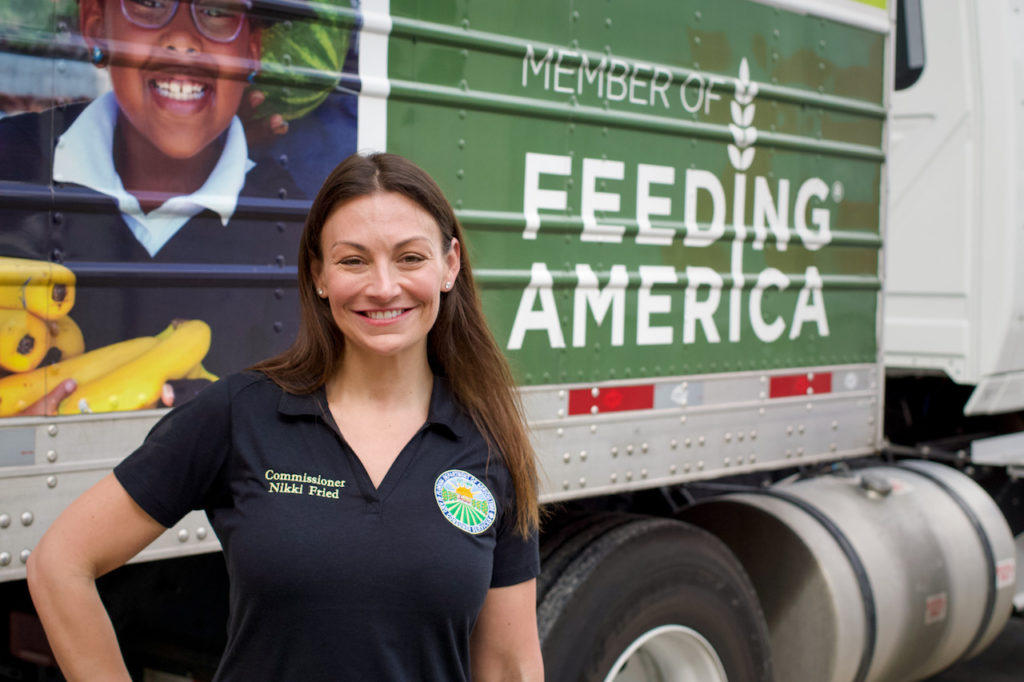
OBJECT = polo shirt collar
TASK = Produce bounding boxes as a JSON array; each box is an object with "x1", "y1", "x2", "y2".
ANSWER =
[{"x1": 277, "y1": 375, "x2": 463, "y2": 439}]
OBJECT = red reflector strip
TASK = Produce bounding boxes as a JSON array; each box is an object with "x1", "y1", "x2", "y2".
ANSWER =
[
  {"x1": 568, "y1": 385, "x2": 655, "y2": 416},
  {"x1": 769, "y1": 373, "x2": 832, "y2": 398}
]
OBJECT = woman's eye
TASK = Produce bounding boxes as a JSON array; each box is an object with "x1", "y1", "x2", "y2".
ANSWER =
[{"x1": 400, "y1": 254, "x2": 426, "y2": 264}]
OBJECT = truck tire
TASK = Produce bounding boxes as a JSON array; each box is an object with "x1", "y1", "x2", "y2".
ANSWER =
[
  {"x1": 538, "y1": 511, "x2": 640, "y2": 603},
  {"x1": 538, "y1": 517, "x2": 772, "y2": 682}
]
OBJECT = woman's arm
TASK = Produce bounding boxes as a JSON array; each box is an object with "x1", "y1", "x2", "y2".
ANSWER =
[
  {"x1": 26, "y1": 472, "x2": 166, "y2": 681},
  {"x1": 470, "y1": 578, "x2": 544, "y2": 682}
]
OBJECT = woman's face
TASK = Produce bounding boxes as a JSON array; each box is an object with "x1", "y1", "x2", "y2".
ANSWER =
[
  {"x1": 312, "y1": 191, "x2": 461, "y2": 364},
  {"x1": 81, "y1": 0, "x2": 260, "y2": 160}
]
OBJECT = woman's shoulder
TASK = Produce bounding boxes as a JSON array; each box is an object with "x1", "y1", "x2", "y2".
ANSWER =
[{"x1": 176, "y1": 371, "x2": 278, "y2": 410}]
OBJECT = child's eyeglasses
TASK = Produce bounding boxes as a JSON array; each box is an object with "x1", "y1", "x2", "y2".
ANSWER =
[{"x1": 120, "y1": 0, "x2": 253, "y2": 43}]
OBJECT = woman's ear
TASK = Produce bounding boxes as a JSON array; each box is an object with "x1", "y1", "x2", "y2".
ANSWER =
[
  {"x1": 310, "y1": 259, "x2": 324, "y2": 296},
  {"x1": 446, "y1": 238, "x2": 462, "y2": 286}
]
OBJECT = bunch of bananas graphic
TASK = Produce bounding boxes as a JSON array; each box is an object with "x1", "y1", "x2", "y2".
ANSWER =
[{"x1": 0, "y1": 257, "x2": 215, "y2": 416}]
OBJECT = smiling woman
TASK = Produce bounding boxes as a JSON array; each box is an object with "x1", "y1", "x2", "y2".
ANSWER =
[{"x1": 27, "y1": 152, "x2": 544, "y2": 682}]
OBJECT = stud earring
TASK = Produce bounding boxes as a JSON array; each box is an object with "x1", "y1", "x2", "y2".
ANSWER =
[
  {"x1": 444, "y1": 281, "x2": 451, "y2": 291},
  {"x1": 90, "y1": 45, "x2": 108, "y2": 67},
  {"x1": 317, "y1": 288, "x2": 324, "y2": 296}
]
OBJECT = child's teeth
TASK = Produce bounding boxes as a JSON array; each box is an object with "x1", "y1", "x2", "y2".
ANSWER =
[{"x1": 155, "y1": 80, "x2": 206, "y2": 101}]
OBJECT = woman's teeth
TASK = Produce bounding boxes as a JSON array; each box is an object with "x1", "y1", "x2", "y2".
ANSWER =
[
  {"x1": 366, "y1": 310, "x2": 403, "y2": 320},
  {"x1": 155, "y1": 80, "x2": 206, "y2": 101}
]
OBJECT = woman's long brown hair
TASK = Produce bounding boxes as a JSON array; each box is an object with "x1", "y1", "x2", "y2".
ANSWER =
[{"x1": 252, "y1": 152, "x2": 539, "y2": 536}]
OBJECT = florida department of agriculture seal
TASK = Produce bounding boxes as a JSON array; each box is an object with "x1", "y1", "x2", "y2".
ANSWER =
[{"x1": 434, "y1": 469, "x2": 497, "y2": 534}]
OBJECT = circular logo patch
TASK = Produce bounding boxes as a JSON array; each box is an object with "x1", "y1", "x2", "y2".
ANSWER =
[{"x1": 434, "y1": 469, "x2": 497, "y2": 534}]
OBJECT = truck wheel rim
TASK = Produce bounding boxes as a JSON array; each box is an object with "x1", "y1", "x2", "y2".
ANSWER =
[{"x1": 603, "y1": 624, "x2": 729, "y2": 682}]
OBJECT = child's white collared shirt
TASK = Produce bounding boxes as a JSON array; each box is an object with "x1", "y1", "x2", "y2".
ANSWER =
[{"x1": 52, "y1": 91, "x2": 256, "y2": 257}]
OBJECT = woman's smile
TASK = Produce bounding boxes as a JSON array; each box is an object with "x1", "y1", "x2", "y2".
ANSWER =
[{"x1": 361, "y1": 308, "x2": 411, "y2": 322}]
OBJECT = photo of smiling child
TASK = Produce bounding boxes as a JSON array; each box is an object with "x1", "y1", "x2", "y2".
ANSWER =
[{"x1": 0, "y1": 0, "x2": 358, "y2": 415}]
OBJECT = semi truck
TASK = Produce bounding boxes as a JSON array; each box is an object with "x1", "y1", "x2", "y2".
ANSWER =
[{"x1": 0, "y1": 0, "x2": 1021, "y2": 680}]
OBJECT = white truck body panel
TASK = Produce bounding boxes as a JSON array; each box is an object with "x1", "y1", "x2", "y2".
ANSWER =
[{"x1": 886, "y1": 0, "x2": 1024, "y2": 414}]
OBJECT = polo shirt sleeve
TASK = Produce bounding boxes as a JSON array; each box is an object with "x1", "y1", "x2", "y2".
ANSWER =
[
  {"x1": 113, "y1": 377, "x2": 233, "y2": 528},
  {"x1": 490, "y1": 483, "x2": 540, "y2": 588}
]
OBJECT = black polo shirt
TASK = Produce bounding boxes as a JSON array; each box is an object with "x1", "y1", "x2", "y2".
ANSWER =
[{"x1": 114, "y1": 371, "x2": 539, "y2": 681}]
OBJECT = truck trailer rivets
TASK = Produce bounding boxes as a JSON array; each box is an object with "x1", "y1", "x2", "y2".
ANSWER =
[
  {"x1": 557, "y1": 428, "x2": 565, "y2": 437},
  {"x1": 797, "y1": 447, "x2": 805, "y2": 456},
  {"x1": 798, "y1": 424, "x2": 805, "y2": 434},
  {"x1": 698, "y1": 436, "x2": 705, "y2": 446},
  {"x1": 590, "y1": 425, "x2": 597, "y2": 434},
  {"x1": 685, "y1": 438, "x2": 692, "y2": 447},
  {"x1": 738, "y1": 432, "x2": 745, "y2": 442},
  {"x1": 670, "y1": 465, "x2": 677, "y2": 474},
  {"x1": 759, "y1": 407, "x2": 766, "y2": 416},
  {"x1": 684, "y1": 463, "x2": 691, "y2": 472},
  {"x1": 725, "y1": 433, "x2": 732, "y2": 443},
  {"x1": 680, "y1": 415, "x2": 687, "y2": 424},
  {"x1": 611, "y1": 446, "x2": 619, "y2": 457},
  {"x1": 0, "y1": 514, "x2": 9, "y2": 528},
  {"x1": 579, "y1": 451, "x2": 588, "y2": 461},
  {"x1": 641, "y1": 469, "x2": 648, "y2": 478},
  {"x1": 562, "y1": 481, "x2": 570, "y2": 490},
  {"x1": 557, "y1": 409, "x2": 565, "y2": 418},
  {"x1": 626, "y1": 471, "x2": 633, "y2": 481},
  {"x1": 641, "y1": 443, "x2": 648, "y2": 453},
  {"x1": 0, "y1": 553, "x2": 9, "y2": 567},
  {"x1": 47, "y1": 424, "x2": 57, "y2": 437},
  {"x1": 670, "y1": 439, "x2": 678, "y2": 449},
  {"x1": 591, "y1": 387, "x2": 600, "y2": 398},
  {"x1": 578, "y1": 478, "x2": 586, "y2": 487},
  {"x1": 787, "y1": 426, "x2": 794, "y2": 436},
  {"x1": 46, "y1": 450, "x2": 57, "y2": 463},
  {"x1": 563, "y1": 453, "x2": 571, "y2": 463},
  {"x1": 697, "y1": 461, "x2": 704, "y2": 470},
  {"x1": 750, "y1": 454, "x2": 757, "y2": 463},
  {"x1": 590, "y1": 405, "x2": 598, "y2": 415},
  {"x1": 751, "y1": 430, "x2": 758, "y2": 440},
  {"x1": 724, "y1": 458, "x2": 731, "y2": 467},
  {"x1": 177, "y1": 530, "x2": 189, "y2": 543},
  {"x1": 19, "y1": 550, "x2": 30, "y2": 565},
  {"x1": 610, "y1": 473, "x2": 618, "y2": 482},
  {"x1": 19, "y1": 513, "x2": 32, "y2": 527},
  {"x1": 45, "y1": 476, "x2": 56, "y2": 489},
  {"x1": 196, "y1": 527, "x2": 208, "y2": 541},
  {"x1": 831, "y1": 421, "x2": 838, "y2": 430}
]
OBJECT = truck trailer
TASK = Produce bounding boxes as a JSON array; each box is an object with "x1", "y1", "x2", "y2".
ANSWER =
[{"x1": 0, "y1": 0, "x2": 1021, "y2": 680}]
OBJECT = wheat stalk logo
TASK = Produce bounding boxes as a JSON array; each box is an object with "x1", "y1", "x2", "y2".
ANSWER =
[{"x1": 728, "y1": 58, "x2": 759, "y2": 171}]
